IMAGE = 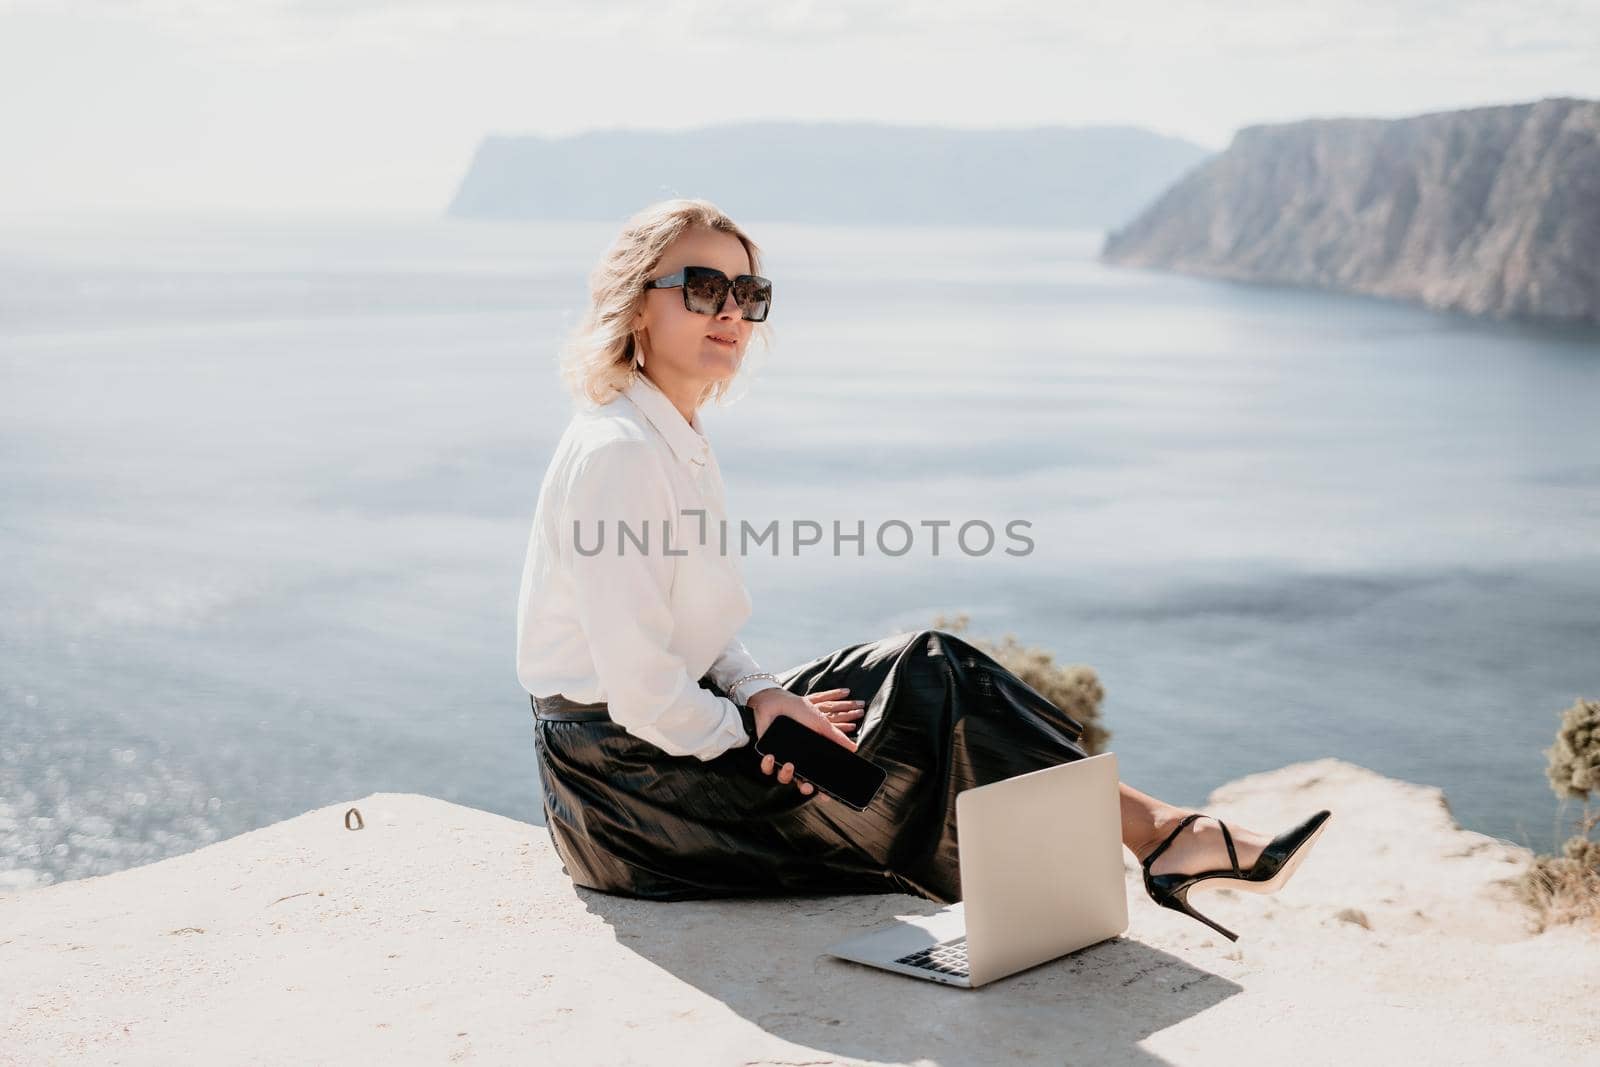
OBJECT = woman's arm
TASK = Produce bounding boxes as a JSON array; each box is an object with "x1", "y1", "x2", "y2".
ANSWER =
[{"x1": 561, "y1": 438, "x2": 750, "y2": 761}]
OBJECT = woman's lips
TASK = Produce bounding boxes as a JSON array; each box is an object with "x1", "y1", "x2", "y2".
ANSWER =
[{"x1": 707, "y1": 335, "x2": 737, "y2": 347}]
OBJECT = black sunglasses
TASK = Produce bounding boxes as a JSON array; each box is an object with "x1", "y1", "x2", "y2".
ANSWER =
[{"x1": 643, "y1": 265, "x2": 773, "y2": 322}]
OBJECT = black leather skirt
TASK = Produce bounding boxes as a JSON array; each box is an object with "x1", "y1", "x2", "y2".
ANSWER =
[{"x1": 530, "y1": 627, "x2": 1090, "y2": 905}]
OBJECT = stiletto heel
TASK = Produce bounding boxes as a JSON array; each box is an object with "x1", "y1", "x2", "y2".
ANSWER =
[
  {"x1": 1138, "y1": 809, "x2": 1333, "y2": 942},
  {"x1": 1167, "y1": 885, "x2": 1238, "y2": 942}
]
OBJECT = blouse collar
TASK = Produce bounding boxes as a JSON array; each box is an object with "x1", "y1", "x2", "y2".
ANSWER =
[{"x1": 622, "y1": 372, "x2": 710, "y2": 471}]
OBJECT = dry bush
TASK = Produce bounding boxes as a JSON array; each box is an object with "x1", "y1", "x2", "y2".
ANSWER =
[
  {"x1": 1516, "y1": 697, "x2": 1600, "y2": 933},
  {"x1": 929, "y1": 611, "x2": 1110, "y2": 757}
]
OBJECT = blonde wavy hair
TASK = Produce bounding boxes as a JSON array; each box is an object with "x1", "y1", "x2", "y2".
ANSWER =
[{"x1": 557, "y1": 198, "x2": 774, "y2": 410}]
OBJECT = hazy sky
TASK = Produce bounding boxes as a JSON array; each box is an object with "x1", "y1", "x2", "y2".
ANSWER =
[{"x1": 3, "y1": 0, "x2": 1597, "y2": 217}]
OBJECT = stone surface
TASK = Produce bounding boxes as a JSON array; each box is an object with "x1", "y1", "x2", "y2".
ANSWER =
[{"x1": 2, "y1": 757, "x2": 1596, "y2": 1065}]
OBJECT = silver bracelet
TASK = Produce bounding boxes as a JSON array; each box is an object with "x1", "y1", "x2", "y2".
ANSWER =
[{"x1": 729, "y1": 671, "x2": 779, "y2": 701}]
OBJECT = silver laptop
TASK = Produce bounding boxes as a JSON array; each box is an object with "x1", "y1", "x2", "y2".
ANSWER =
[{"x1": 822, "y1": 751, "x2": 1127, "y2": 989}]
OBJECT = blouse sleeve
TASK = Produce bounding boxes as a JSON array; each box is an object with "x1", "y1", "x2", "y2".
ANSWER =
[
  {"x1": 705, "y1": 636, "x2": 786, "y2": 704},
  {"x1": 559, "y1": 438, "x2": 751, "y2": 761}
]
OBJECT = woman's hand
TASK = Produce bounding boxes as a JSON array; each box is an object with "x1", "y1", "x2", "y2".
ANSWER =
[{"x1": 746, "y1": 686, "x2": 866, "y2": 797}]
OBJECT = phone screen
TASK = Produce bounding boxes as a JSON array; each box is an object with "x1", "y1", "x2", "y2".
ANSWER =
[{"x1": 753, "y1": 714, "x2": 887, "y2": 811}]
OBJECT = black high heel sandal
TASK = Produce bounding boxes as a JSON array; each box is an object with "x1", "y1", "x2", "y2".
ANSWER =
[{"x1": 1138, "y1": 809, "x2": 1333, "y2": 942}]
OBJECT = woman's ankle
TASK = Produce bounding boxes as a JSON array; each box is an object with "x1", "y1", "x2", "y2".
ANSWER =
[{"x1": 1133, "y1": 805, "x2": 1194, "y2": 860}]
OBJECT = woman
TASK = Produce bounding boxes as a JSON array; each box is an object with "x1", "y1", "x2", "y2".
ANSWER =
[{"x1": 515, "y1": 198, "x2": 1330, "y2": 941}]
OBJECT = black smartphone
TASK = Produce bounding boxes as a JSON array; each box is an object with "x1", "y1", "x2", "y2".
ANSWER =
[{"x1": 753, "y1": 714, "x2": 887, "y2": 811}]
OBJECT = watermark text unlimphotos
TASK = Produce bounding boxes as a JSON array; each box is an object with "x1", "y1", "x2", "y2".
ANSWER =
[{"x1": 572, "y1": 509, "x2": 1035, "y2": 557}]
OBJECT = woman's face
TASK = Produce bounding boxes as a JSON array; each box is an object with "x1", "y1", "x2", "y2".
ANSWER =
[{"x1": 633, "y1": 227, "x2": 755, "y2": 386}]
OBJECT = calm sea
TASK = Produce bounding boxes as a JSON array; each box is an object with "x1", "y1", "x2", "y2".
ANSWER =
[{"x1": 2, "y1": 211, "x2": 1598, "y2": 892}]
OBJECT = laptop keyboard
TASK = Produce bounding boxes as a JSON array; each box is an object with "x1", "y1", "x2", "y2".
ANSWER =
[{"x1": 894, "y1": 936, "x2": 970, "y2": 978}]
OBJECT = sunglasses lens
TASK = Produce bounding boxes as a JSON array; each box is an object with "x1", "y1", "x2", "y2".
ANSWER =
[
  {"x1": 682, "y1": 268, "x2": 729, "y2": 315},
  {"x1": 734, "y1": 277, "x2": 771, "y2": 322}
]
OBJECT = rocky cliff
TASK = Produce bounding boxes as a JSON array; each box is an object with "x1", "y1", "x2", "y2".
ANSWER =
[
  {"x1": 3, "y1": 762, "x2": 1597, "y2": 1063},
  {"x1": 1101, "y1": 97, "x2": 1600, "y2": 324}
]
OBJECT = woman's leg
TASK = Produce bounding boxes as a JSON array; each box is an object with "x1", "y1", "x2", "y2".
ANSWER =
[
  {"x1": 1120, "y1": 781, "x2": 1271, "y2": 876},
  {"x1": 772, "y1": 628, "x2": 1277, "y2": 896}
]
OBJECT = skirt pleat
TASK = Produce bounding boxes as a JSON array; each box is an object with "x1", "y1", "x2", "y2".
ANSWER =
[{"x1": 532, "y1": 627, "x2": 1090, "y2": 905}]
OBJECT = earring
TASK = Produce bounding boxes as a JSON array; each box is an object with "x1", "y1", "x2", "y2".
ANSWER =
[{"x1": 632, "y1": 333, "x2": 645, "y2": 370}]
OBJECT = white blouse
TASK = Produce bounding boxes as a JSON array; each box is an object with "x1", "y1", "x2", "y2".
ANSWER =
[{"x1": 515, "y1": 371, "x2": 784, "y2": 761}]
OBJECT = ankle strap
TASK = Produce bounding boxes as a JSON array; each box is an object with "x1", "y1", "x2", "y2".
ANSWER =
[
  {"x1": 1216, "y1": 818, "x2": 1240, "y2": 876},
  {"x1": 1143, "y1": 813, "x2": 1241, "y2": 876},
  {"x1": 1143, "y1": 811, "x2": 1205, "y2": 867}
]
